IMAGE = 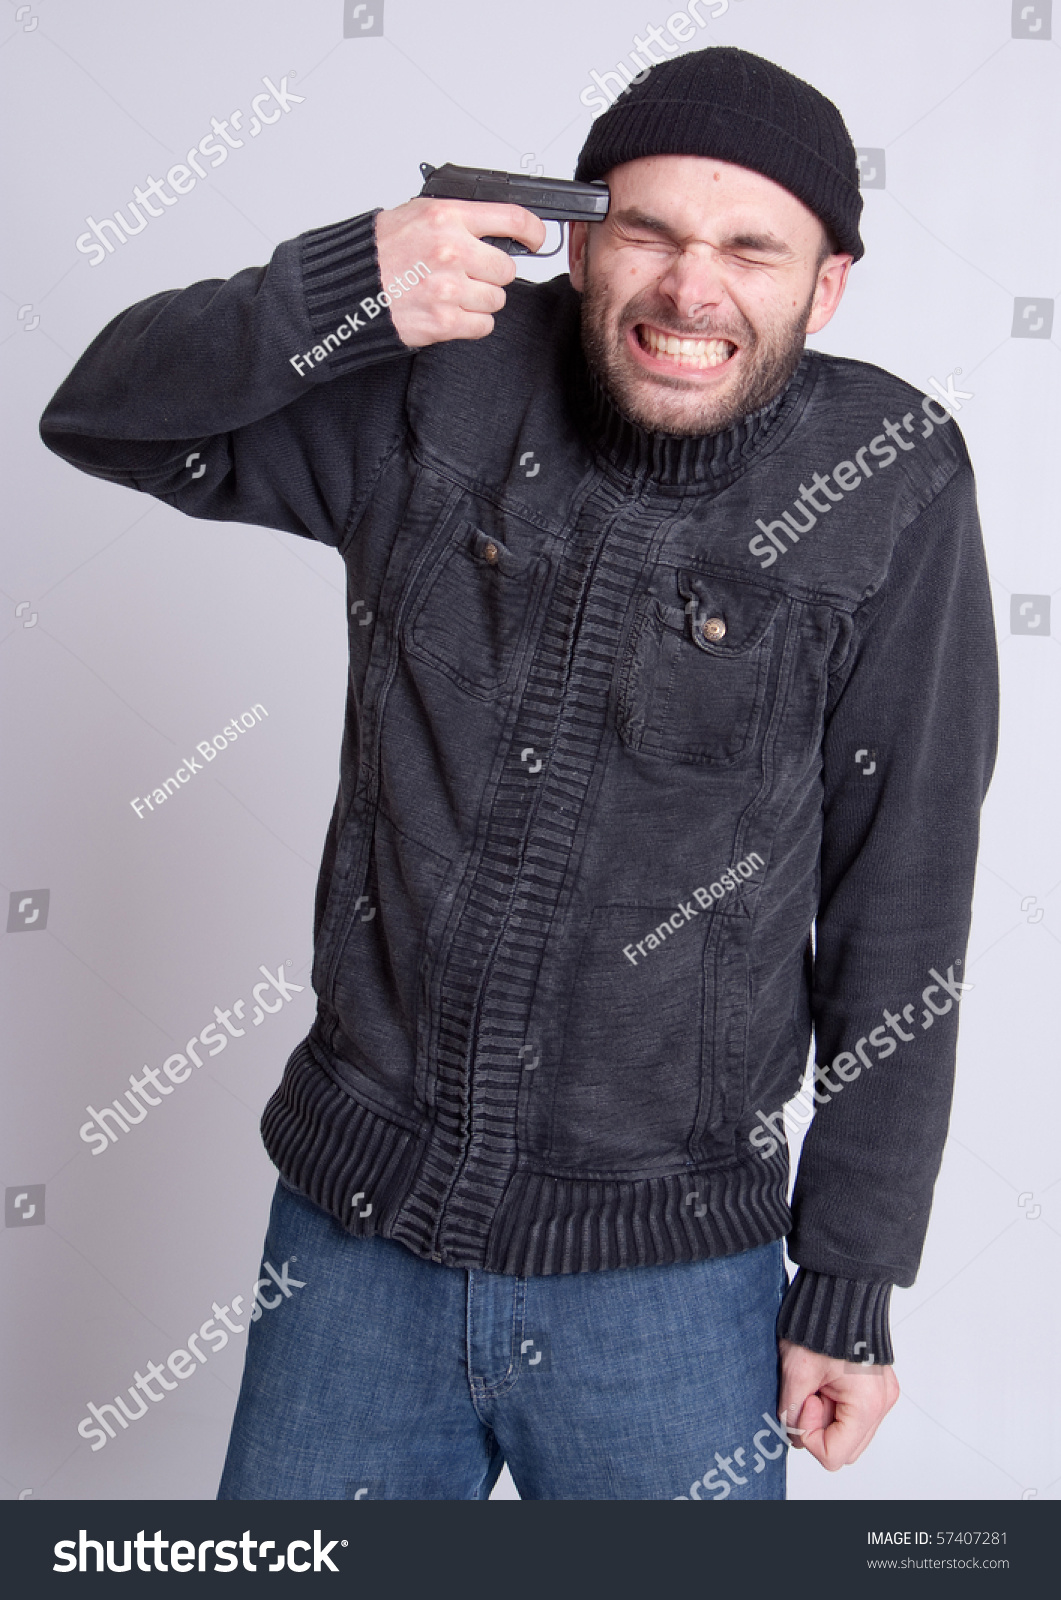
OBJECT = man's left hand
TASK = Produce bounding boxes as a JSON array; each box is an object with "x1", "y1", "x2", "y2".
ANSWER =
[{"x1": 777, "y1": 1338, "x2": 900, "y2": 1470}]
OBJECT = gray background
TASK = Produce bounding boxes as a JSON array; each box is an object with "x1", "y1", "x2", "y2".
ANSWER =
[{"x1": 2, "y1": 0, "x2": 1058, "y2": 1501}]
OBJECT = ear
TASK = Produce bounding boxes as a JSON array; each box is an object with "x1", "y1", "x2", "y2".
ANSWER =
[
  {"x1": 568, "y1": 220, "x2": 589, "y2": 291},
  {"x1": 806, "y1": 254, "x2": 853, "y2": 335}
]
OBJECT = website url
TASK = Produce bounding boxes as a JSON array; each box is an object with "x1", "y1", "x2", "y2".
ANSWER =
[{"x1": 868, "y1": 1558, "x2": 1010, "y2": 1570}]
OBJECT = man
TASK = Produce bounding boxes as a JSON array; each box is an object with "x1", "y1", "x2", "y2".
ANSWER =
[{"x1": 41, "y1": 46, "x2": 997, "y2": 1500}]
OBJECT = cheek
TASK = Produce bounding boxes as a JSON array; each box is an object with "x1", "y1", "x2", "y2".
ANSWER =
[{"x1": 734, "y1": 281, "x2": 788, "y2": 325}]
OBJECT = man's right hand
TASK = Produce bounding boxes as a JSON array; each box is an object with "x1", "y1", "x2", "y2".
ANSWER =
[{"x1": 374, "y1": 198, "x2": 547, "y2": 349}]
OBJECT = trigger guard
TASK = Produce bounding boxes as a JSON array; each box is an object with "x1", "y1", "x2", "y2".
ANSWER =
[{"x1": 482, "y1": 222, "x2": 567, "y2": 259}]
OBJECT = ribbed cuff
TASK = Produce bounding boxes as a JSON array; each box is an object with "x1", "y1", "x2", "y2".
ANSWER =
[
  {"x1": 776, "y1": 1268, "x2": 894, "y2": 1366},
  {"x1": 297, "y1": 208, "x2": 410, "y2": 375}
]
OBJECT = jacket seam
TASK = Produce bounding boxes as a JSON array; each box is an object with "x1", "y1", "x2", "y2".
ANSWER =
[
  {"x1": 337, "y1": 426, "x2": 410, "y2": 558},
  {"x1": 405, "y1": 436, "x2": 590, "y2": 539},
  {"x1": 827, "y1": 459, "x2": 972, "y2": 698}
]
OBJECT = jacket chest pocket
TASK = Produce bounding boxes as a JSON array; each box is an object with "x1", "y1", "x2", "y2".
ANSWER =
[
  {"x1": 402, "y1": 521, "x2": 547, "y2": 699},
  {"x1": 616, "y1": 569, "x2": 784, "y2": 765}
]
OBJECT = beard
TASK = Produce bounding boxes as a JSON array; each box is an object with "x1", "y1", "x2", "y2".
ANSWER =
[{"x1": 578, "y1": 265, "x2": 817, "y2": 438}]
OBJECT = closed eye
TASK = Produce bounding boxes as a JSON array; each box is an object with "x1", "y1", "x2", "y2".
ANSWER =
[{"x1": 723, "y1": 252, "x2": 783, "y2": 269}]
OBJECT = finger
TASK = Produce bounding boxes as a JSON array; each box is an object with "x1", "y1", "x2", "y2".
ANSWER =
[
  {"x1": 455, "y1": 278, "x2": 509, "y2": 317},
  {"x1": 776, "y1": 1384, "x2": 813, "y2": 1449},
  {"x1": 452, "y1": 201, "x2": 549, "y2": 253},
  {"x1": 396, "y1": 300, "x2": 498, "y2": 346},
  {"x1": 442, "y1": 311, "x2": 498, "y2": 343},
  {"x1": 808, "y1": 1389, "x2": 882, "y2": 1471},
  {"x1": 777, "y1": 1398, "x2": 812, "y2": 1451},
  {"x1": 798, "y1": 1407, "x2": 846, "y2": 1471},
  {"x1": 794, "y1": 1392, "x2": 826, "y2": 1452},
  {"x1": 820, "y1": 1409, "x2": 866, "y2": 1471},
  {"x1": 791, "y1": 1391, "x2": 858, "y2": 1473}
]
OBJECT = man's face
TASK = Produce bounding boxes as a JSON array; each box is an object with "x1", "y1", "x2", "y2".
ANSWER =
[{"x1": 568, "y1": 154, "x2": 852, "y2": 437}]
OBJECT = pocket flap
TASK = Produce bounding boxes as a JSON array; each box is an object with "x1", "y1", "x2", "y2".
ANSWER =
[
  {"x1": 675, "y1": 570, "x2": 782, "y2": 655},
  {"x1": 468, "y1": 525, "x2": 535, "y2": 579},
  {"x1": 403, "y1": 520, "x2": 547, "y2": 698}
]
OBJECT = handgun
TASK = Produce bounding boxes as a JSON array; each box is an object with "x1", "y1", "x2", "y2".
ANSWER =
[{"x1": 418, "y1": 162, "x2": 610, "y2": 257}]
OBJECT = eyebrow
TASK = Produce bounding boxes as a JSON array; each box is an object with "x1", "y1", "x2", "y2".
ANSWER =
[{"x1": 609, "y1": 208, "x2": 793, "y2": 256}]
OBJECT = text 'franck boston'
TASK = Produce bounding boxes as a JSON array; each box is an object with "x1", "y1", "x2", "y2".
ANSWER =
[
  {"x1": 288, "y1": 261, "x2": 431, "y2": 376},
  {"x1": 623, "y1": 853, "x2": 764, "y2": 966},
  {"x1": 129, "y1": 703, "x2": 268, "y2": 818}
]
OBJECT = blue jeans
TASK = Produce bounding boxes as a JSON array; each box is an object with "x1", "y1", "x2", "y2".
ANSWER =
[{"x1": 218, "y1": 1178, "x2": 788, "y2": 1501}]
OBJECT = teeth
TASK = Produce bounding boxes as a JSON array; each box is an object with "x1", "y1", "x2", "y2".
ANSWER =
[{"x1": 640, "y1": 325, "x2": 734, "y2": 367}]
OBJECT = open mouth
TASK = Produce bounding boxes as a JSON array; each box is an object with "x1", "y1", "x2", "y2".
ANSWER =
[{"x1": 633, "y1": 322, "x2": 737, "y2": 371}]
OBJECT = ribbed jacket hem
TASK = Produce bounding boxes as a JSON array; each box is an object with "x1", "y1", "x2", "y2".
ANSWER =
[
  {"x1": 297, "y1": 208, "x2": 410, "y2": 374},
  {"x1": 261, "y1": 1036, "x2": 794, "y2": 1277},
  {"x1": 777, "y1": 1268, "x2": 894, "y2": 1365}
]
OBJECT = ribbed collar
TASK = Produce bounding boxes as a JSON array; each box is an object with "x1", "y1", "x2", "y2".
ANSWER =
[{"x1": 572, "y1": 344, "x2": 813, "y2": 492}]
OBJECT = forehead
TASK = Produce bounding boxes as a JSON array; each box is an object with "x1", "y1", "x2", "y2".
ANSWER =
[{"x1": 604, "y1": 154, "x2": 821, "y2": 246}]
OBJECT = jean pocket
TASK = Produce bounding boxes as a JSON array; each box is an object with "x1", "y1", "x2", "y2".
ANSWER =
[{"x1": 617, "y1": 569, "x2": 783, "y2": 765}]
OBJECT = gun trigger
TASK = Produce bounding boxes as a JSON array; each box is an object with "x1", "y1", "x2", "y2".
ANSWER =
[{"x1": 484, "y1": 225, "x2": 565, "y2": 259}]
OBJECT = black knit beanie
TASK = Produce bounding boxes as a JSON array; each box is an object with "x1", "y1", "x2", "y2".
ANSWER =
[{"x1": 574, "y1": 46, "x2": 864, "y2": 261}]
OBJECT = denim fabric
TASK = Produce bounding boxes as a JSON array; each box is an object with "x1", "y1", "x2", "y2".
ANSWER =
[{"x1": 218, "y1": 1179, "x2": 787, "y2": 1501}]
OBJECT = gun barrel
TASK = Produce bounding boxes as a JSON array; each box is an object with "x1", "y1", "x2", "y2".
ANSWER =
[{"x1": 419, "y1": 162, "x2": 609, "y2": 223}]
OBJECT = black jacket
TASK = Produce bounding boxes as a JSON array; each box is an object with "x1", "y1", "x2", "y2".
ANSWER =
[{"x1": 40, "y1": 209, "x2": 999, "y2": 1362}]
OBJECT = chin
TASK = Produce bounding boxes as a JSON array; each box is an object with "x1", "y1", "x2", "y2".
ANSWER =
[{"x1": 622, "y1": 383, "x2": 743, "y2": 438}]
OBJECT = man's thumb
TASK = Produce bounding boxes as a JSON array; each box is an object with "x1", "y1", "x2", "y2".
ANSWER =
[{"x1": 777, "y1": 1398, "x2": 811, "y2": 1449}]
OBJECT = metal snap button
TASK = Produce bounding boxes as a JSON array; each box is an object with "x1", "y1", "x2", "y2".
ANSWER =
[
  {"x1": 701, "y1": 615, "x2": 727, "y2": 642},
  {"x1": 483, "y1": 541, "x2": 499, "y2": 563}
]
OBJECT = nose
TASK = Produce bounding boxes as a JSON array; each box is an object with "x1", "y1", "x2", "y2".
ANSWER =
[{"x1": 657, "y1": 249, "x2": 727, "y2": 324}]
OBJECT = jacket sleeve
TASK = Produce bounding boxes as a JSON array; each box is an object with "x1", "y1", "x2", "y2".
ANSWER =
[
  {"x1": 39, "y1": 210, "x2": 412, "y2": 548},
  {"x1": 776, "y1": 454, "x2": 999, "y2": 1364}
]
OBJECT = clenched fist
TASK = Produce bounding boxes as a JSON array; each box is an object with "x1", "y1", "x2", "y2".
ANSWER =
[
  {"x1": 778, "y1": 1338, "x2": 901, "y2": 1470},
  {"x1": 374, "y1": 198, "x2": 547, "y2": 349}
]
